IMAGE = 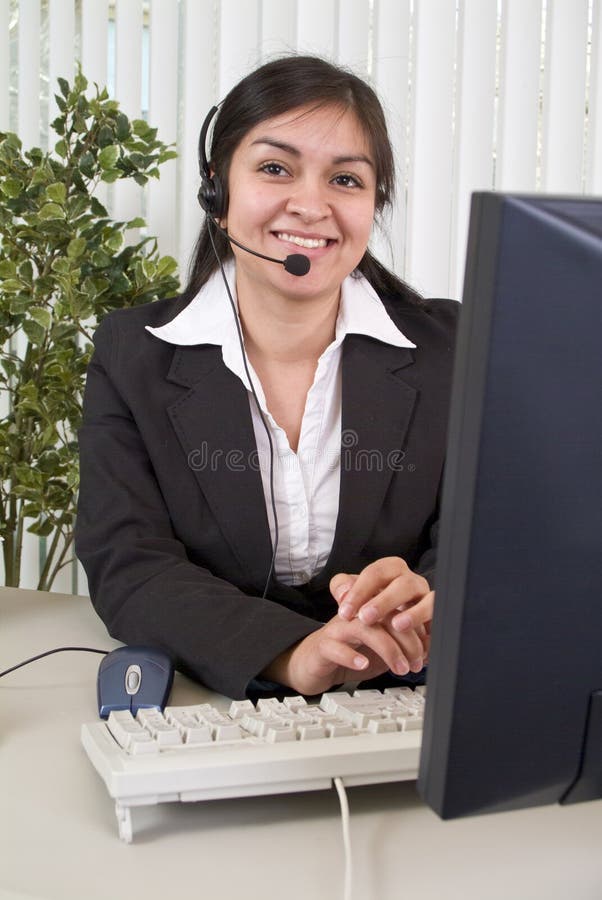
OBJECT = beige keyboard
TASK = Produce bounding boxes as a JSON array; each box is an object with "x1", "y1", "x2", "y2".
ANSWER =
[{"x1": 81, "y1": 686, "x2": 425, "y2": 842}]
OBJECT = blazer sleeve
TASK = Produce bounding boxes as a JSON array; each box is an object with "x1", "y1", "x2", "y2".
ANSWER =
[{"x1": 75, "y1": 318, "x2": 320, "y2": 699}]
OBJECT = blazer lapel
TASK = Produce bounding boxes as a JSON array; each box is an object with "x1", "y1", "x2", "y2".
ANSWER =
[
  {"x1": 315, "y1": 336, "x2": 417, "y2": 586},
  {"x1": 165, "y1": 345, "x2": 274, "y2": 588}
]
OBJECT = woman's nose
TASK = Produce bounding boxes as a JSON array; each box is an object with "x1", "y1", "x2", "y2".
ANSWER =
[{"x1": 285, "y1": 180, "x2": 331, "y2": 222}]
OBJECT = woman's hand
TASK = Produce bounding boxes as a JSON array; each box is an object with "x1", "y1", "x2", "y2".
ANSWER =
[
  {"x1": 261, "y1": 612, "x2": 417, "y2": 697},
  {"x1": 329, "y1": 557, "x2": 434, "y2": 660}
]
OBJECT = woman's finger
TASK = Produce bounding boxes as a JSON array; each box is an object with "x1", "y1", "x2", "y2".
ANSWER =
[
  {"x1": 329, "y1": 573, "x2": 358, "y2": 606},
  {"x1": 336, "y1": 557, "x2": 430, "y2": 623},
  {"x1": 381, "y1": 618, "x2": 426, "y2": 672},
  {"x1": 391, "y1": 591, "x2": 435, "y2": 632}
]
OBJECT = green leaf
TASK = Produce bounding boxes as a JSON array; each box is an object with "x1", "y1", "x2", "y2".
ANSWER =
[
  {"x1": 67, "y1": 237, "x2": 87, "y2": 258},
  {"x1": 73, "y1": 70, "x2": 88, "y2": 94},
  {"x1": 30, "y1": 166, "x2": 49, "y2": 187},
  {"x1": 105, "y1": 232, "x2": 123, "y2": 253},
  {"x1": 91, "y1": 249, "x2": 111, "y2": 267},
  {"x1": 100, "y1": 169, "x2": 121, "y2": 183},
  {"x1": 29, "y1": 307, "x2": 53, "y2": 329},
  {"x1": 22, "y1": 318, "x2": 46, "y2": 345},
  {"x1": 126, "y1": 216, "x2": 146, "y2": 229},
  {"x1": 9, "y1": 295, "x2": 30, "y2": 313},
  {"x1": 97, "y1": 125, "x2": 114, "y2": 148},
  {"x1": 27, "y1": 518, "x2": 55, "y2": 537},
  {"x1": 90, "y1": 196, "x2": 108, "y2": 217},
  {"x1": 156, "y1": 255, "x2": 178, "y2": 277},
  {"x1": 55, "y1": 139, "x2": 68, "y2": 158},
  {"x1": 115, "y1": 112, "x2": 130, "y2": 141},
  {"x1": 46, "y1": 183, "x2": 66, "y2": 204},
  {"x1": 0, "y1": 260, "x2": 17, "y2": 278},
  {"x1": 1, "y1": 358, "x2": 18, "y2": 378},
  {"x1": 51, "y1": 257, "x2": 72, "y2": 274},
  {"x1": 57, "y1": 76, "x2": 70, "y2": 99},
  {"x1": 82, "y1": 275, "x2": 109, "y2": 299},
  {"x1": 1, "y1": 178, "x2": 24, "y2": 198},
  {"x1": 37, "y1": 450, "x2": 61, "y2": 473},
  {"x1": 98, "y1": 144, "x2": 119, "y2": 170},
  {"x1": 19, "y1": 260, "x2": 34, "y2": 282},
  {"x1": 38, "y1": 202, "x2": 65, "y2": 220},
  {"x1": 1, "y1": 279, "x2": 23, "y2": 292},
  {"x1": 79, "y1": 150, "x2": 95, "y2": 178},
  {"x1": 51, "y1": 112, "x2": 66, "y2": 132},
  {"x1": 141, "y1": 257, "x2": 155, "y2": 280}
]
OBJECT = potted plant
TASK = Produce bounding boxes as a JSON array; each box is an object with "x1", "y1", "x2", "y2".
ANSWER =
[{"x1": 0, "y1": 69, "x2": 180, "y2": 590}]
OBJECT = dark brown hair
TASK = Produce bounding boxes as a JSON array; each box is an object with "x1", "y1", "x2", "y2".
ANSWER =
[{"x1": 181, "y1": 55, "x2": 421, "y2": 305}]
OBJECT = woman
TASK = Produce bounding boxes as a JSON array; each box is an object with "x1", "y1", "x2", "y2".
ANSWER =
[{"x1": 75, "y1": 56, "x2": 458, "y2": 700}]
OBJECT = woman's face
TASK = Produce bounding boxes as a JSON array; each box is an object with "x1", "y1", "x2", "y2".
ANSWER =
[{"x1": 222, "y1": 103, "x2": 377, "y2": 307}]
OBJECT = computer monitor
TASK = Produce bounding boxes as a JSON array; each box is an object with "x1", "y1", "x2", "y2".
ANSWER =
[{"x1": 418, "y1": 192, "x2": 602, "y2": 818}]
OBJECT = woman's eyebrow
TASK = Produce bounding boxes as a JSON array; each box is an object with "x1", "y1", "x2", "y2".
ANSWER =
[{"x1": 250, "y1": 137, "x2": 374, "y2": 168}]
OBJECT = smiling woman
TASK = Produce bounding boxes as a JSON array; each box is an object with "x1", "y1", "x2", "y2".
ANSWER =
[{"x1": 74, "y1": 56, "x2": 459, "y2": 700}]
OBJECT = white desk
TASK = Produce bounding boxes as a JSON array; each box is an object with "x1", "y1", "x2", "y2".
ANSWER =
[{"x1": 1, "y1": 586, "x2": 601, "y2": 900}]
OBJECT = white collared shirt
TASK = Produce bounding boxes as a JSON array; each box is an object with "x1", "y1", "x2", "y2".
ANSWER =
[{"x1": 147, "y1": 262, "x2": 415, "y2": 585}]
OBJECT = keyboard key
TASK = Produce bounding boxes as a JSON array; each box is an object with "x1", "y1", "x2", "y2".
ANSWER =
[
  {"x1": 164, "y1": 709, "x2": 212, "y2": 744},
  {"x1": 283, "y1": 695, "x2": 308, "y2": 711},
  {"x1": 107, "y1": 710, "x2": 158, "y2": 754},
  {"x1": 211, "y1": 723, "x2": 243, "y2": 741},
  {"x1": 265, "y1": 725, "x2": 297, "y2": 743},
  {"x1": 229, "y1": 699, "x2": 255, "y2": 719},
  {"x1": 297, "y1": 724, "x2": 327, "y2": 740},
  {"x1": 367, "y1": 719, "x2": 398, "y2": 734},
  {"x1": 326, "y1": 722, "x2": 354, "y2": 738},
  {"x1": 136, "y1": 709, "x2": 182, "y2": 746}
]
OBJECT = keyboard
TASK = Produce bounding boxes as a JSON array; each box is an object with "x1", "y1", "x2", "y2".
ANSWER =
[{"x1": 81, "y1": 685, "x2": 424, "y2": 842}]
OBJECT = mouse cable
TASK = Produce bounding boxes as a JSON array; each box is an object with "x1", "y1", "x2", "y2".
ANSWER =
[
  {"x1": 207, "y1": 219, "x2": 279, "y2": 599},
  {"x1": 333, "y1": 777, "x2": 353, "y2": 900},
  {"x1": 0, "y1": 646, "x2": 108, "y2": 679}
]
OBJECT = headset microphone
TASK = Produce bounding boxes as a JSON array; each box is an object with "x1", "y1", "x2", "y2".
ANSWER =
[
  {"x1": 197, "y1": 104, "x2": 311, "y2": 278},
  {"x1": 207, "y1": 218, "x2": 311, "y2": 276}
]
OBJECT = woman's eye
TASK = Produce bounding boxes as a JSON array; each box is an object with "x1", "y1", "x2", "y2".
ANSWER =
[
  {"x1": 259, "y1": 162, "x2": 288, "y2": 177},
  {"x1": 332, "y1": 173, "x2": 362, "y2": 188}
]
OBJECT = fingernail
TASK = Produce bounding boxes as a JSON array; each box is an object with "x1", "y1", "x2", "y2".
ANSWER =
[
  {"x1": 359, "y1": 606, "x2": 379, "y2": 625},
  {"x1": 334, "y1": 582, "x2": 352, "y2": 602},
  {"x1": 354, "y1": 655, "x2": 369, "y2": 669},
  {"x1": 394, "y1": 659, "x2": 410, "y2": 676},
  {"x1": 392, "y1": 613, "x2": 412, "y2": 632},
  {"x1": 410, "y1": 657, "x2": 424, "y2": 672},
  {"x1": 339, "y1": 602, "x2": 354, "y2": 620}
]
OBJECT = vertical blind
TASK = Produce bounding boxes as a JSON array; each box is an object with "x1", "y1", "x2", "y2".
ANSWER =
[{"x1": 1, "y1": 0, "x2": 600, "y2": 591}]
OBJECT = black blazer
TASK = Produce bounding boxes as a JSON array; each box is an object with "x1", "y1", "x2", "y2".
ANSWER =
[{"x1": 75, "y1": 290, "x2": 459, "y2": 698}]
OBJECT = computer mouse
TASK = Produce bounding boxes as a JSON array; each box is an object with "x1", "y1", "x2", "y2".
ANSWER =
[{"x1": 97, "y1": 645, "x2": 174, "y2": 719}]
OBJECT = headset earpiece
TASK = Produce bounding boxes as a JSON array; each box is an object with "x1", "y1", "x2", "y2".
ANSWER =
[
  {"x1": 197, "y1": 175, "x2": 225, "y2": 218},
  {"x1": 197, "y1": 104, "x2": 225, "y2": 219}
]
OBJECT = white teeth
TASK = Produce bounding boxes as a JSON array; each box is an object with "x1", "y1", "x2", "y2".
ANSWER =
[{"x1": 276, "y1": 232, "x2": 328, "y2": 249}]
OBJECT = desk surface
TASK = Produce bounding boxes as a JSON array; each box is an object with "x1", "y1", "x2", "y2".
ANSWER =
[{"x1": 1, "y1": 586, "x2": 601, "y2": 900}]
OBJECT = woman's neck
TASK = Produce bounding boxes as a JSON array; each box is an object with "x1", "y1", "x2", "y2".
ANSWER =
[{"x1": 237, "y1": 286, "x2": 341, "y2": 366}]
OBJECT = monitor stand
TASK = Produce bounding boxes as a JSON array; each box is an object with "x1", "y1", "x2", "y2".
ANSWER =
[{"x1": 561, "y1": 690, "x2": 602, "y2": 805}]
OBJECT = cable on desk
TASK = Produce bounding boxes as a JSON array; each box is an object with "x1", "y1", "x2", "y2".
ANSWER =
[
  {"x1": 334, "y1": 776, "x2": 353, "y2": 900},
  {"x1": 0, "y1": 646, "x2": 108, "y2": 679}
]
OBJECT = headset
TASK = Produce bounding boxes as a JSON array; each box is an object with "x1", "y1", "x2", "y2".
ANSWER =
[
  {"x1": 197, "y1": 104, "x2": 311, "y2": 276},
  {"x1": 197, "y1": 104, "x2": 226, "y2": 219}
]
